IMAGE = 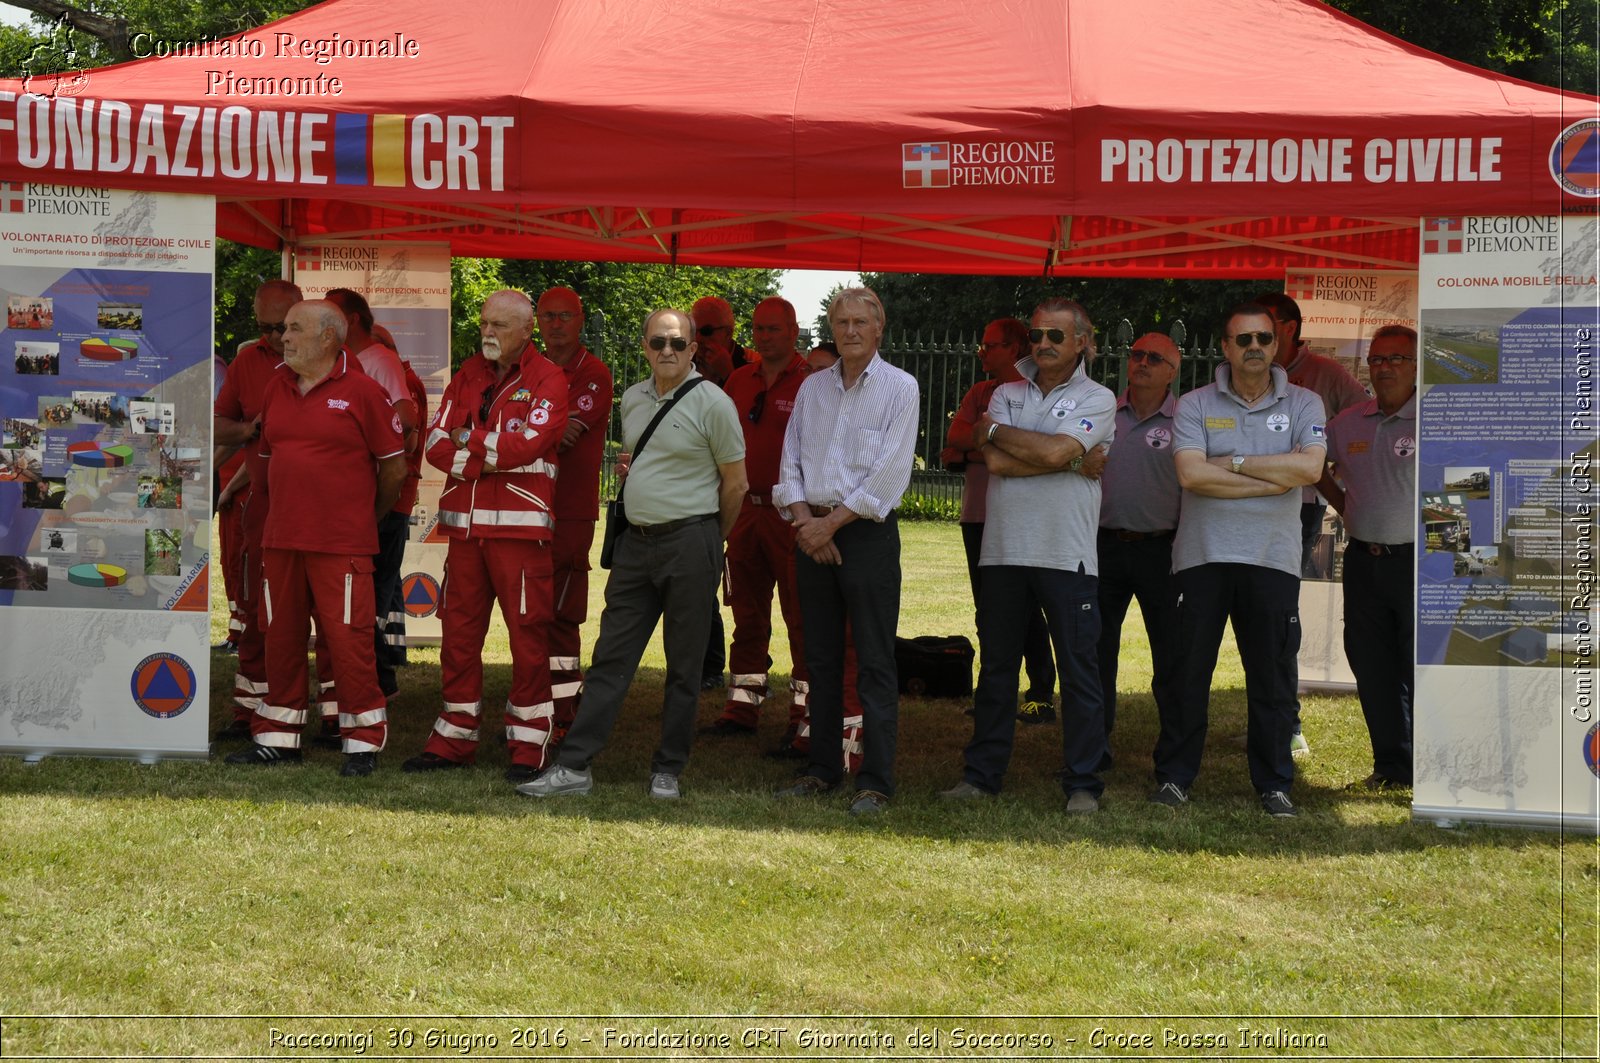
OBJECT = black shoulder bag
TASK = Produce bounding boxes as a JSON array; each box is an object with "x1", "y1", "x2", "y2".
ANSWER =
[{"x1": 599, "y1": 376, "x2": 708, "y2": 569}]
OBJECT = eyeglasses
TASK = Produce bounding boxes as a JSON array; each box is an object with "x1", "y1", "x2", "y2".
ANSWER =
[
  {"x1": 980, "y1": 341, "x2": 1016, "y2": 353},
  {"x1": 697, "y1": 324, "x2": 730, "y2": 337},
  {"x1": 538, "y1": 311, "x2": 576, "y2": 323},
  {"x1": 1028, "y1": 328, "x2": 1068, "y2": 345},
  {"x1": 1367, "y1": 354, "x2": 1417, "y2": 367},
  {"x1": 257, "y1": 321, "x2": 287, "y2": 335},
  {"x1": 1229, "y1": 331, "x2": 1276, "y2": 348},
  {"x1": 1127, "y1": 349, "x2": 1172, "y2": 365},
  {"x1": 648, "y1": 335, "x2": 689, "y2": 352},
  {"x1": 747, "y1": 390, "x2": 767, "y2": 425}
]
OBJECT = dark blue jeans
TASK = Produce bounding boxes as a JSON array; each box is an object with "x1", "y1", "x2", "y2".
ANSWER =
[
  {"x1": 962, "y1": 522, "x2": 1055, "y2": 704},
  {"x1": 1343, "y1": 545, "x2": 1414, "y2": 783},
  {"x1": 1095, "y1": 530, "x2": 1180, "y2": 737},
  {"x1": 964, "y1": 564, "x2": 1105, "y2": 796}
]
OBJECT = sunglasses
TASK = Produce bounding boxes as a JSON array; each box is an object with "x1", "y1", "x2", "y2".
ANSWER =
[
  {"x1": 1127, "y1": 349, "x2": 1171, "y2": 365},
  {"x1": 980, "y1": 341, "x2": 1016, "y2": 353},
  {"x1": 257, "y1": 321, "x2": 287, "y2": 335},
  {"x1": 648, "y1": 335, "x2": 689, "y2": 352},
  {"x1": 538, "y1": 310, "x2": 576, "y2": 323},
  {"x1": 1028, "y1": 327, "x2": 1069, "y2": 345},
  {"x1": 697, "y1": 324, "x2": 730, "y2": 337},
  {"x1": 747, "y1": 390, "x2": 767, "y2": 425},
  {"x1": 478, "y1": 383, "x2": 497, "y2": 423},
  {"x1": 1367, "y1": 354, "x2": 1416, "y2": 367},
  {"x1": 1230, "y1": 331, "x2": 1276, "y2": 348}
]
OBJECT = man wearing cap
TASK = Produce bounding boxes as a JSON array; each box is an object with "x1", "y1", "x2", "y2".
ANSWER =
[
  {"x1": 534, "y1": 286, "x2": 615, "y2": 739},
  {"x1": 703, "y1": 297, "x2": 814, "y2": 744},
  {"x1": 1318, "y1": 325, "x2": 1418, "y2": 790},
  {"x1": 1153, "y1": 303, "x2": 1327, "y2": 818},
  {"x1": 772, "y1": 286, "x2": 918, "y2": 815},
  {"x1": 213, "y1": 279, "x2": 302, "y2": 741},
  {"x1": 1096, "y1": 332, "x2": 1184, "y2": 759},
  {"x1": 401, "y1": 289, "x2": 568, "y2": 783},
  {"x1": 225, "y1": 300, "x2": 407, "y2": 775},
  {"x1": 944, "y1": 316, "x2": 1058, "y2": 725},
  {"x1": 940, "y1": 297, "x2": 1114, "y2": 812},
  {"x1": 518, "y1": 308, "x2": 747, "y2": 800}
]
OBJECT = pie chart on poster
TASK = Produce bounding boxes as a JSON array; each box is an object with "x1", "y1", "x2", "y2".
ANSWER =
[
  {"x1": 80, "y1": 338, "x2": 139, "y2": 361},
  {"x1": 68, "y1": 562, "x2": 128, "y2": 587},
  {"x1": 67, "y1": 441, "x2": 135, "y2": 467}
]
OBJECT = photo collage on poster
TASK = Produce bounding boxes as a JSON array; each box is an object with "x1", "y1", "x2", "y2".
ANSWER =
[{"x1": 0, "y1": 266, "x2": 211, "y2": 611}]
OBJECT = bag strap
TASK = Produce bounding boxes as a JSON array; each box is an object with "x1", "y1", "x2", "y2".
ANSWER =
[{"x1": 618, "y1": 375, "x2": 708, "y2": 502}]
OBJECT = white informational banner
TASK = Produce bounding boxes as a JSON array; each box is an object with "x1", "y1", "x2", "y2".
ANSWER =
[
  {"x1": 1287, "y1": 269, "x2": 1419, "y2": 689},
  {"x1": 291, "y1": 243, "x2": 451, "y2": 643},
  {"x1": 1415, "y1": 215, "x2": 1599, "y2": 830},
  {"x1": 0, "y1": 187, "x2": 216, "y2": 759}
]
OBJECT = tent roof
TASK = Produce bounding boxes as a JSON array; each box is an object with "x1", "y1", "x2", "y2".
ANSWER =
[{"x1": 2, "y1": 0, "x2": 1594, "y2": 276}]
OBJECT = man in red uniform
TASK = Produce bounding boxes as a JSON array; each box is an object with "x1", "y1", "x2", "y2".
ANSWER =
[
  {"x1": 703, "y1": 297, "x2": 813, "y2": 744},
  {"x1": 370, "y1": 323, "x2": 431, "y2": 668},
  {"x1": 213, "y1": 280, "x2": 301, "y2": 740},
  {"x1": 225, "y1": 300, "x2": 407, "y2": 775},
  {"x1": 401, "y1": 290, "x2": 569, "y2": 783},
  {"x1": 690, "y1": 295, "x2": 748, "y2": 689},
  {"x1": 534, "y1": 286, "x2": 614, "y2": 737}
]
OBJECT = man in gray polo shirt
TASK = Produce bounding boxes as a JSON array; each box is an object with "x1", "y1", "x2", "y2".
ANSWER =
[
  {"x1": 518, "y1": 308, "x2": 747, "y2": 800},
  {"x1": 1318, "y1": 325, "x2": 1417, "y2": 790},
  {"x1": 940, "y1": 296, "x2": 1115, "y2": 812},
  {"x1": 1096, "y1": 332, "x2": 1183, "y2": 761},
  {"x1": 1152, "y1": 303, "x2": 1327, "y2": 818}
]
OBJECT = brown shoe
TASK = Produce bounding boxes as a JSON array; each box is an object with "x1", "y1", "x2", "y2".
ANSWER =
[{"x1": 774, "y1": 775, "x2": 835, "y2": 798}]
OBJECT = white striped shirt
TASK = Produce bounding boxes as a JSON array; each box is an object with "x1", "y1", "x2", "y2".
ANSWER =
[{"x1": 773, "y1": 353, "x2": 919, "y2": 521}]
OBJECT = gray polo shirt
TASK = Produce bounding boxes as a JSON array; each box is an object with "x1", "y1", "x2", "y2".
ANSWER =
[
  {"x1": 1172, "y1": 364, "x2": 1327, "y2": 576},
  {"x1": 980, "y1": 358, "x2": 1115, "y2": 574},
  {"x1": 1099, "y1": 391, "x2": 1180, "y2": 533},
  {"x1": 619, "y1": 372, "x2": 745, "y2": 526},
  {"x1": 1326, "y1": 393, "x2": 1417, "y2": 545},
  {"x1": 1286, "y1": 343, "x2": 1367, "y2": 504}
]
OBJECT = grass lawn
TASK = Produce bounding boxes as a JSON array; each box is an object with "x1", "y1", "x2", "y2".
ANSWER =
[{"x1": 0, "y1": 521, "x2": 1594, "y2": 1058}]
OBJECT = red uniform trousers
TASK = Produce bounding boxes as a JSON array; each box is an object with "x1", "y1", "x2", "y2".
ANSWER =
[
  {"x1": 548, "y1": 520, "x2": 594, "y2": 731},
  {"x1": 255, "y1": 548, "x2": 387, "y2": 753},
  {"x1": 229, "y1": 489, "x2": 269, "y2": 726},
  {"x1": 718, "y1": 501, "x2": 809, "y2": 728},
  {"x1": 219, "y1": 494, "x2": 245, "y2": 643},
  {"x1": 792, "y1": 627, "x2": 864, "y2": 774},
  {"x1": 423, "y1": 536, "x2": 556, "y2": 769}
]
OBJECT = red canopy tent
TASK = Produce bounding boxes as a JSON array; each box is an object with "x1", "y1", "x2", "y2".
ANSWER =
[{"x1": 0, "y1": 0, "x2": 1593, "y2": 276}]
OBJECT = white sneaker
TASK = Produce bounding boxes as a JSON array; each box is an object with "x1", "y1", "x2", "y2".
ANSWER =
[
  {"x1": 1290, "y1": 730, "x2": 1311, "y2": 758},
  {"x1": 649, "y1": 772, "x2": 680, "y2": 800},
  {"x1": 514, "y1": 764, "x2": 592, "y2": 798}
]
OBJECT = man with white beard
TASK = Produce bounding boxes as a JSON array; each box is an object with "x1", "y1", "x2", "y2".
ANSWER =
[{"x1": 400, "y1": 289, "x2": 569, "y2": 783}]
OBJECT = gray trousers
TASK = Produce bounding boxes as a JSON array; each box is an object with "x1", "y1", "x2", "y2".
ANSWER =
[{"x1": 556, "y1": 515, "x2": 721, "y2": 777}]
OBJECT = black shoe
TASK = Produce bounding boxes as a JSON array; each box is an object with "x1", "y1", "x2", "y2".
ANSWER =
[
  {"x1": 213, "y1": 719, "x2": 253, "y2": 742},
  {"x1": 401, "y1": 752, "x2": 468, "y2": 774},
  {"x1": 1260, "y1": 790, "x2": 1298, "y2": 818},
  {"x1": 774, "y1": 775, "x2": 836, "y2": 798},
  {"x1": 1147, "y1": 781, "x2": 1189, "y2": 807},
  {"x1": 700, "y1": 674, "x2": 725, "y2": 690},
  {"x1": 211, "y1": 639, "x2": 238, "y2": 654},
  {"x1": 310, "y1": 731, "x2": 342, "y2": 751},
  {"x1": 1016, "y1": 700, "x2": 1056, "y2": 725},
  {"x1": 504, "y1": 763, "x2": 540, "y2": 784},
  {"x1": 699, "y1": 718, "x2": 756, "y2": 737},
  {"x1": 340, "y1": 752, "x2": 377, "y2": 777},
  {"x1": 223, "y1": 743, "x2": 301, "y2": 766},
  {"x1": 764, "y1": 741, "x2": 808, "y2": 760}
]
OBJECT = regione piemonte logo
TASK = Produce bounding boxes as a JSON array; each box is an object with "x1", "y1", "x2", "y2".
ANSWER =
[
  {"x1": 0, "y1": 182, "x2": 25, "y2": 213},
  {"x1": 903, "y1": 142, "x2": 952, "y2": 188},
  {"x1": 294, "y1": 247, "x2": 322, "y2": 271},
  {"x1": 1285, "y1": 273, "x2": 1317, "y2": 302},
  {"x1": 1423, "y1": 217, "x2": 1463, "y2": 255},
  {"x1": 1551, "y1": 119, "x2": 1600, "y2": 198}
]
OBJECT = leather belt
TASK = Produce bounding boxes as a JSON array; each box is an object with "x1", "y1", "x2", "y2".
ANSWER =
[
  {"x1": 1100, "y1": 527, "x2": 1175, "y2": 542},
  {"x1": 1348, "y1": 537, "x2": 1411, "y2": 556},
  {"x1": 808, "y1": 504, "x2": 837, "y2": 518},
  {"x1": 632, "y1": 513, "x2": 716, "y2": 537}
]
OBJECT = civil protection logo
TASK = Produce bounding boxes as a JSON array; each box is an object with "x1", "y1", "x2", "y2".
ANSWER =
[
  {"x1": 130, "y1": 652, "x2": 196, "y2": 719},
  {"x1": 903, "y1": 143, "x2": 951, "y2": 188},
  {"x1": 1422, "y1": 217, "x2": 1463, "y2": 255},
  {"x1": 1550, "y1": 119, "x2": 1600, "y2": 198},
  {"x1": 402, "y1": 572, "x2": 440, "y2": 618},
  {"x1": 1584, "y1": 722, "x2": 1600, "y2": 780}
]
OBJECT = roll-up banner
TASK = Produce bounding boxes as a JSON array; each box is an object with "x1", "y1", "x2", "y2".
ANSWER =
[
  {"x1": 0, "y1": 187, "x2": 215, "y2": 759},
  {"x1": 1289, "y1": 269, "x2": 1418, "y2": 690},
  {"x1": 291, "y1": 242, "x2": 451, "y2": 644},
  {"x1": 1415, "y1": 215, "x2": 1598, "y2": 830}
]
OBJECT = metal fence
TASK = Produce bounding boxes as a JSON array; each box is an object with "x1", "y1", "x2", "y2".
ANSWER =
[{"x1": 580, "y1": 312, "x2": 1229, "y2": 511}]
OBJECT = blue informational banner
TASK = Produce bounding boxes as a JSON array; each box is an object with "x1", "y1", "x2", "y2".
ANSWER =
[
  {"x1": 0, "y1": 187, "x2": 214, "y2": 759},
  {"x1": 1415, "y1": 215, "x2": 1599, "y2": 829}
]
